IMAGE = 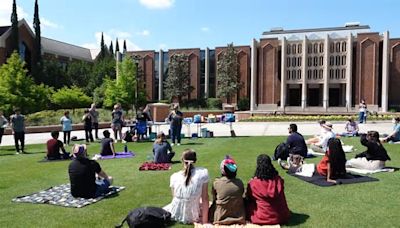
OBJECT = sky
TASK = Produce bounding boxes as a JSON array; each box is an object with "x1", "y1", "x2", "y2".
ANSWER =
[{"x1": 1, "y1": 0, "x2": 400, "y2": 51}]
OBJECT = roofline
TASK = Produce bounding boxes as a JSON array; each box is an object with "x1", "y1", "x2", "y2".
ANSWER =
[
  {"x1": 0, "y1": 19, "x2": 35, "y2": 47},
  {"x1": 41, "y1": 37, "x2": 91, "y2": 51},
  {"x1": 262, "y1": 25, "x2": 371, "y2": 35}
]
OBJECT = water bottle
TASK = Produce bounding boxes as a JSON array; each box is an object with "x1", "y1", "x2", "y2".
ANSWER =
[{"x1": 124, "y1": 144, "x2": 128, "y2": 152}]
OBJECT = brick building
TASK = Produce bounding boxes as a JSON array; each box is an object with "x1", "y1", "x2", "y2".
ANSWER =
[{"x1": 124, "y1": 23, "x2": 400, "y2": 113}]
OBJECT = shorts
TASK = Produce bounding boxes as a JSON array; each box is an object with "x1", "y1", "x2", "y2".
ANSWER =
[{"x1": 111, "y1": 123, "x2": 122, "y2": 131}]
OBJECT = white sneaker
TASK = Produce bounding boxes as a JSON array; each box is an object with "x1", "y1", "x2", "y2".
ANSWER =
[
  {"x1": 177, "y1": 143, "x2": 181, "y2": 146},
  {"x1": 171, "y1": 143, "x2": 174, "y2": 146}
]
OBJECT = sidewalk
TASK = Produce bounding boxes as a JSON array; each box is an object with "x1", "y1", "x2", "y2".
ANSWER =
[{"x1": 0, "y1": 121, "x2": 393, "y2": 146}]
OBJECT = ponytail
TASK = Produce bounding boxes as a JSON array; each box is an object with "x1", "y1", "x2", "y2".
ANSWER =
[
  {"x1": 181, "y1": 149, "x2": 197, "y2": 186},
  {"x1": 184, "y1": 161, "x2": 193, "y2": 186}
]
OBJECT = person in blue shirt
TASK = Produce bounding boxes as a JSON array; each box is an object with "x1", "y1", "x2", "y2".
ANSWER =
[
  {"x1": 60, "y1": 111, "x2": 73, "y2": 145},
  {"x1": 286, "y1": 123, "x2": 308, "y2": 157},
  {"x1": 153, "y1": 132, "x2": 175, "y2": 163},
  {"x1": 382, "y1": 117, "x2": 400, "y2": 143}
]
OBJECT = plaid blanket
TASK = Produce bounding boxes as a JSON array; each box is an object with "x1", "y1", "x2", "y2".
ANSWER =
[
  {"x1": 12, "y1": 183, "x2": 125, "y2": 208},
  {"x1": 139, "y1": 162, "x2": 171, "y2": 171}
]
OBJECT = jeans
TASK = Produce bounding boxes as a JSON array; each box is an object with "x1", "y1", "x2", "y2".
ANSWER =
[
  {"x1": 359, "y1": 112, "x2": 366, "y2": 123},
  {"x1": 95, "y1": 179, "x2": 111, "y2": 197},
  {"x1": 85, "y1": 127, "x2": 94, "y2": 142},
  {"x1": 170, "y1": 125, "x2": 182, "y2": 144},
  {"x1": 14, "y1": 131, "x2": 25, "y2": 152},
  {"x1": 63, "y1": 131, "x2": 71, "y2": 145}
]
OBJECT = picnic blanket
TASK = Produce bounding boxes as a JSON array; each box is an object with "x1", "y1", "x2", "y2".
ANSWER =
[
  {"x1": 288, "y1": 172, "x2": 379, "y2": 187},
  {"x1": 194, "y1": 223, "x2": 280, "y2": 228},
  {"x1": 92, "y1": 151, "x2": 135, "y2": 160},
  {"x1": 12, "y1": 183, "x2": 125, "y2": 208},
  {"x1": 139, "y1": 162, "x2": 171, "y2": 171},
  {"x1": 307, "y1": 145, "x2": 354, "y2": 156},
  {"x1": 346, "y1": 167, "x2": 396, "y2": 175}
]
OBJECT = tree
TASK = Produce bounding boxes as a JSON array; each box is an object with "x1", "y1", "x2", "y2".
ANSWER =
[
  {"x1": 88, "y1": 56, "x2": 116, "y2": 93},
  {"x1": 164, "y1": 54, "x2": 192, "y2": 102},
  {"x1": 0, "y1": 52, "x2": 52, "y2": 114},
  {"x1": 123, "y1": 40, "x2": 127, "y2": 53},
  {"x1": 51, "y1": 86, "x2": 92, "y2": 111},
  {"x1": 115, "y1": 38, "x2": 120, "y2": 53},
  {"x1": 41, "y1": 59, "x2": 70, "y2": 89},
  {"x1": 32, "y1": 0, "x2": 42, "y2": 83},
  {"x1": 99, "y1": 32, "x2": 106, "y2": 59},
  {"x1": 109, "y1": 41, "x2": 114, "y2": 56},
  {"x1": 66, "y1": 60, "x2": 92, "y2": 90},
  {"x1": 104, "y1": 56, "x2": 137, "y2": 110},
  {"x1": 216, "y1": 43, "x2": 241, "y2": 103},
  {"x1": 10, "y1": 0, "x2": 19, "y2": 53}
]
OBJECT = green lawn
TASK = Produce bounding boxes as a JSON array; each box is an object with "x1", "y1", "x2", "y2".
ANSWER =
[{"x1": 0, "y1": 137, "x2": 398, "y2": 228}]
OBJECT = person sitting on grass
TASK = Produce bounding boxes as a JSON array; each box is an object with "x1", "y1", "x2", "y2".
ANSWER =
[
  {"x1": 286, "y1": 123, "x2": 308, "y2": 157},
  {"x1": 246, "y1": 154, "x2": 290, "y2": 225},
  {"x1": 100, "y1": 130, "x2": 115, "y2": 157},
  {"x1": 346, "y1": 131, "x2": 391, "y2": 171},
  {"x1": 153, "y1": 132, "x2": 175, "y2": 163},
  {"x1": 305, "y1": 120, "x2": 326, "y2": 145},
  {"x1": 381, "y1": 117, "x2": 400, "y2": 143},
  {"x1": 68, "y1": 144, "x2": 113, "y2": 199},
  {"x1": 209, "y1": 156, "x2": 245, "y2": 225},
  {"x1": 163, "y1": 149, "x2": 209, "y2": 224},
  {"x1": 46, "y1": 131, "x2": 70, "y2": 160},
  {"x1": 308, "y1": 122, "x2": 336, "y2": 154},
  {"x1": 317, "y1": 138, "x2": 347, "y2": 183},
  {"x1": 342, "y1": 118, "x2": 359, "y2": 137}
]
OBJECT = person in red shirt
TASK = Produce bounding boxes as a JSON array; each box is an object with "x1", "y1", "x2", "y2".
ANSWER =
[
  {"x1": 47, "y1": 131, "x2": 69, "y2": 160},
  {"x1": 246, "y1": 154, "x2": 290, "y2": 225},
  {"x1": 317, "y1": 138, "x2": 346, "y2": 183}
]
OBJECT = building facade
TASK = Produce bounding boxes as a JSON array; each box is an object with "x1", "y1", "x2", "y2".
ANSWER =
[{"x1": 124, "y1": 24, "x2": 400, "y2": 113}]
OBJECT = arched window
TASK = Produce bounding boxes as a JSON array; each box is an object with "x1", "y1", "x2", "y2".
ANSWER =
[
  {"x1": 292, "y1": 57, "x2": 297, "y2": 67},
  {"x1": 314, "y1": 43, "x2": 318, "y2": 53},
  {"x1": 308, "y1": 44, "x2": 313, "y2": 54},
  {"x1": 292, "y1": 70, "x2": 296, "y2": 80},
  {"x1": 297, "y1": 70, "x2": 302, "y2": 79},
  {"x1": 307, "y1": 70, "x2": 312, "y2": 79},
  {"x1": 319, "y1": 56, "x2": 324, "y2": 66},
  {"x1": 287, "y1": 57, "x2": 291, "y2": 67},
  {"x1": 335, "y1": 69, "x2": 340, "y2": 79},
  {"x1": 341, "y1": 55, "x2": 346, "y2": 65},
  {"x1": 336, "y1": 56, "x2": 340, "y2": 66},
  {"x1": 319, "y1": 69, "x2": 323, "y2": 79},
  {"x1": 308, "y1": 57, "x2": 312, "y2": 67},
  {"x1": 342, "y1": 42, "x2": 347, "y2": 52},
  {"x1": 292, "y1": 44, "x2": 296, "y2": 54},
  {"x1": 298, "y1": 57, "x2": 302, "y2": 67},
  {"x1": 330, "y1": 43, "x2": 335, "y2": 53},
  {"x1": 330, "y1": 56, "x2": 334, "y2": 66},
  {"x1": 342, "y1": 69, "x2": 346, "y2": 79},
  {"x1": 287, "y1": 45, "x2": 291, "y2": 54},
  {"x1": 319, "y1": 43, "x2": 324, "y2": 53},
  {"x1": 298, "y1": 44, "x2": 302, "y2": 54},
  {"x1": 313, "y1": 69, "x2": 318, "y2": 79},
  {"x1": 336, "y1": 42, "x2": 341, "y2": 53},
  {"x1": 329, "y1": 69, "x2": 334, "y2": 79},
  {"x1": 314, "y1": 56, "x2": 318, "y2": 67},
  {"x1": 287, "y1": 70, "x2": 290, "y2": 80}
]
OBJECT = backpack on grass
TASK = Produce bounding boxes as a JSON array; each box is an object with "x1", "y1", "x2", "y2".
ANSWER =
[
  {"x1": 273, "y1": 142, "x2": 289, "y2": 160},
  {"x1": 115, "y1": 206, "x2": 171, "y2": 228}
]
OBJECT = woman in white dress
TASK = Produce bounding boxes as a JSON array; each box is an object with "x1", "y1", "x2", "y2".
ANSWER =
[{"x1": 163, "y1": 149, "x2": 209, "y2": 224}]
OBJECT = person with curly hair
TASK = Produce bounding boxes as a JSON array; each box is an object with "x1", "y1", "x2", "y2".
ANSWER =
[{"x1": 246, "y1": 154, "x2": 290, "y2": 225}]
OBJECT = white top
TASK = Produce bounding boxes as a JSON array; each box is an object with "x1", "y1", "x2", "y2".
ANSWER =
[
  {"x1": 163, "y1": 167, "x2": 209, "y2": 224},
  {"x1": 0, "y1": 115, "x2": 7, "y2": 128},
  {"x1": 318, "y1": 130, "x2": 336, "y2": 152}
]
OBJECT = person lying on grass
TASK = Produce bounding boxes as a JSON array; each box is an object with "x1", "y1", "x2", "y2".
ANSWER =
[
  {"x1": 317, "y1": 138, "x2": 347, "y2": 184},
  {"x1": 163, "y1": 149, "x2": 209, "y2": 224},
  {"x1": 246, "y1": 154, "x2": 290, "y2": 225},
  {"x1": 346, "y1": 131, "x2": 391, "y2": 171},
  {"x1": 209, "y1": 156, "x2": 245, "y2": 225},
  {"x1": 100, "y1": 130, "x2": 115, "y2": 157},
  {"x1": 68, "y1": 144, "x2": 113, "y2": 199},
  {"x1": 153, "y1": 132, "x2": 175, "y2": 163},
  {"x1": 46, "y1": 131, "x2": 70, "y2": 160}
]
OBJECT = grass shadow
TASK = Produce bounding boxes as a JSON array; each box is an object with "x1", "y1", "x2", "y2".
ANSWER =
[
  {"x1": 286, "y1": 211, "x2": 310, "y2": 226},
  {"x1": 182, "y1": 142, "x2": 204, "y2": 145}
]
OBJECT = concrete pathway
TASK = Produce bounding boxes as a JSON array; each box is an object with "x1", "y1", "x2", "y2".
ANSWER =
[{"x1": 0, "y1": 121, "x2": 393, "y2": 147}]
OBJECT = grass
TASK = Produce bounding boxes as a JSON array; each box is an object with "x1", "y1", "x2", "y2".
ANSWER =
[{"x1": 0, "y1": 137, "x2": 399, "y2": 227}]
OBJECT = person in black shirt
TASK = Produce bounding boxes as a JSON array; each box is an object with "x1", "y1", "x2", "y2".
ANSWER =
[
  {"x1": 168, "y1": 104, "x2": 183, "y2": 146},
  {"x1": 136, "y1": 106, "x2": 152, "y2": 140},
  {"x1": 100, "y1": 130, "x2": 115, "y2": 157},
  {"x1": 82, "y1": 109, "x2": 94, "y2": 143},
  {"x1": 68, "y1": 144, "x2": 113, "y2": 198},
  {"x1": 286, "y1": 124, "x2": 307, "y2": 157}
]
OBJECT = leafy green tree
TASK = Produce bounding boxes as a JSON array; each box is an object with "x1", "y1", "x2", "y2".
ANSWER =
[
  {"x1": 164, "y1": 54, "x2": 192, "y2": 102},
  {"x1": 41, "y1": 59, "x2": 70, "y2": 89},
  {"x1": 51, "y1": 86, "x2": 92, "y2": 110},
  {"x1": 10, "y1": 0, "x2": 19, "y2": 53},
  {"x1": 104, "y1": 56, "x2": 137, "y2": 110},
  {"x1": 32, "y1": 0, "x2": 42, "y2": 82},
  {"x1": 66, "y1": 60, "x2": 92, "y2": 90},
  {"x1": 0, "y1": 52, "x2": 52, "y2": 114},
  {"x1": 216, "y1": 43, "x2": 241, "y2": 103},
  {"x1": 115, "y1": 38, "x2": 120, "y2": 53},
  {"x1": 88, "y1": 56, "x2": 116, "y2": 94}
]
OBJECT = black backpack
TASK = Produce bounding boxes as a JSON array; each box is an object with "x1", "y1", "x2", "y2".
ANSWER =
[
  {"x1": 115, "y1": 207, "x2": 172, "y2": 228},
  {"x1": 273, "y1": 142, "x2": 289, "y2": 160}
]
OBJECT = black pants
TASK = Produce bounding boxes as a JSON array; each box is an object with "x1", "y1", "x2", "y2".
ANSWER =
[
  {"x1": 0, "y1": 128, "x2": 4, "y2": 145},
  {"x1": 84, "y1": 127, "x2": 94, "y2": 142},
  {"x1": 63, "y1": 131, "x2": 71, "y2": 145},
  {"x1": 14, "y1": 131, "x2": 25, "y2": 152},
  {"x1": 93, "y1": 123, "x2": 99, "y2": 139}
]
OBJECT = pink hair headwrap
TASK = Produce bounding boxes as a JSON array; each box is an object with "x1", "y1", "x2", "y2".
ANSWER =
[{"x1": 220, "y1": 155, "x2": 237, "y2": 175}]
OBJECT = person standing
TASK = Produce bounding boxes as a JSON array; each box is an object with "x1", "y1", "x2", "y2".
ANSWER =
[
  {"x1": 0, "y1": 110, "x2": 8, "y2": 145},
  {"x1": 89, "y1": 103, "x2": 100, "y2": 140},
  {"x1": 10, "y1": 108, "x2": 26, "y2": 154},
  {"x1": 286, "y1": 123, "x2": 308, "y2": 157},
  {"x1": 82, "y1": 109, "x2": 94, "y2": 143},
  {"x1": 168, "y1": 104, "x2": 183, "y2": 146},
  {"x1": 359, "y1": 99, "x2": 367, "y2": 123},
  {"x1": 60, "y1": 111, "x2": 72, "y2": 145},
  {"x1": 111, "y1": 104, "x2": 124, "y2": 142}
]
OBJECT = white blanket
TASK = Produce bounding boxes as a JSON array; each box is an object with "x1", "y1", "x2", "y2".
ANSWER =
[
  {"x1": 346, "y1": 167, "x2": 395, "y2": 175},
  {"x1": 308, "y1": 145, "x2": 354, "y2": 156}
]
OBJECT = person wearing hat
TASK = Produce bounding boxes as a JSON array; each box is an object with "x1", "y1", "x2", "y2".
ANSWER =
[
  {"x1": 100, "y1": 130, "x2": 115, "y2": 157},
  {"x1": 309, "y1": 122, "x2": 336, "y2": 153},
  {"x1": 167, "y1": 104, "x2": 183, "y2": 146},
  {"x1": 209, "y1": 156, "x2": 246, "y2": 225},
  {"x1": 68, "y1": 144, "x2": 113, "y2": 198}
]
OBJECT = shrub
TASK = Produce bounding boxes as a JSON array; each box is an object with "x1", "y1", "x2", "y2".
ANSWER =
[
  {"x1": 207, "y1": 98, "x2": 222, "y2": 110},
  {"x1": 237, "y1": 97, "x2": 250, "y2": 111},
  {"x1": 51, "y1": 86, "x2": 92, "y2": 110}
]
